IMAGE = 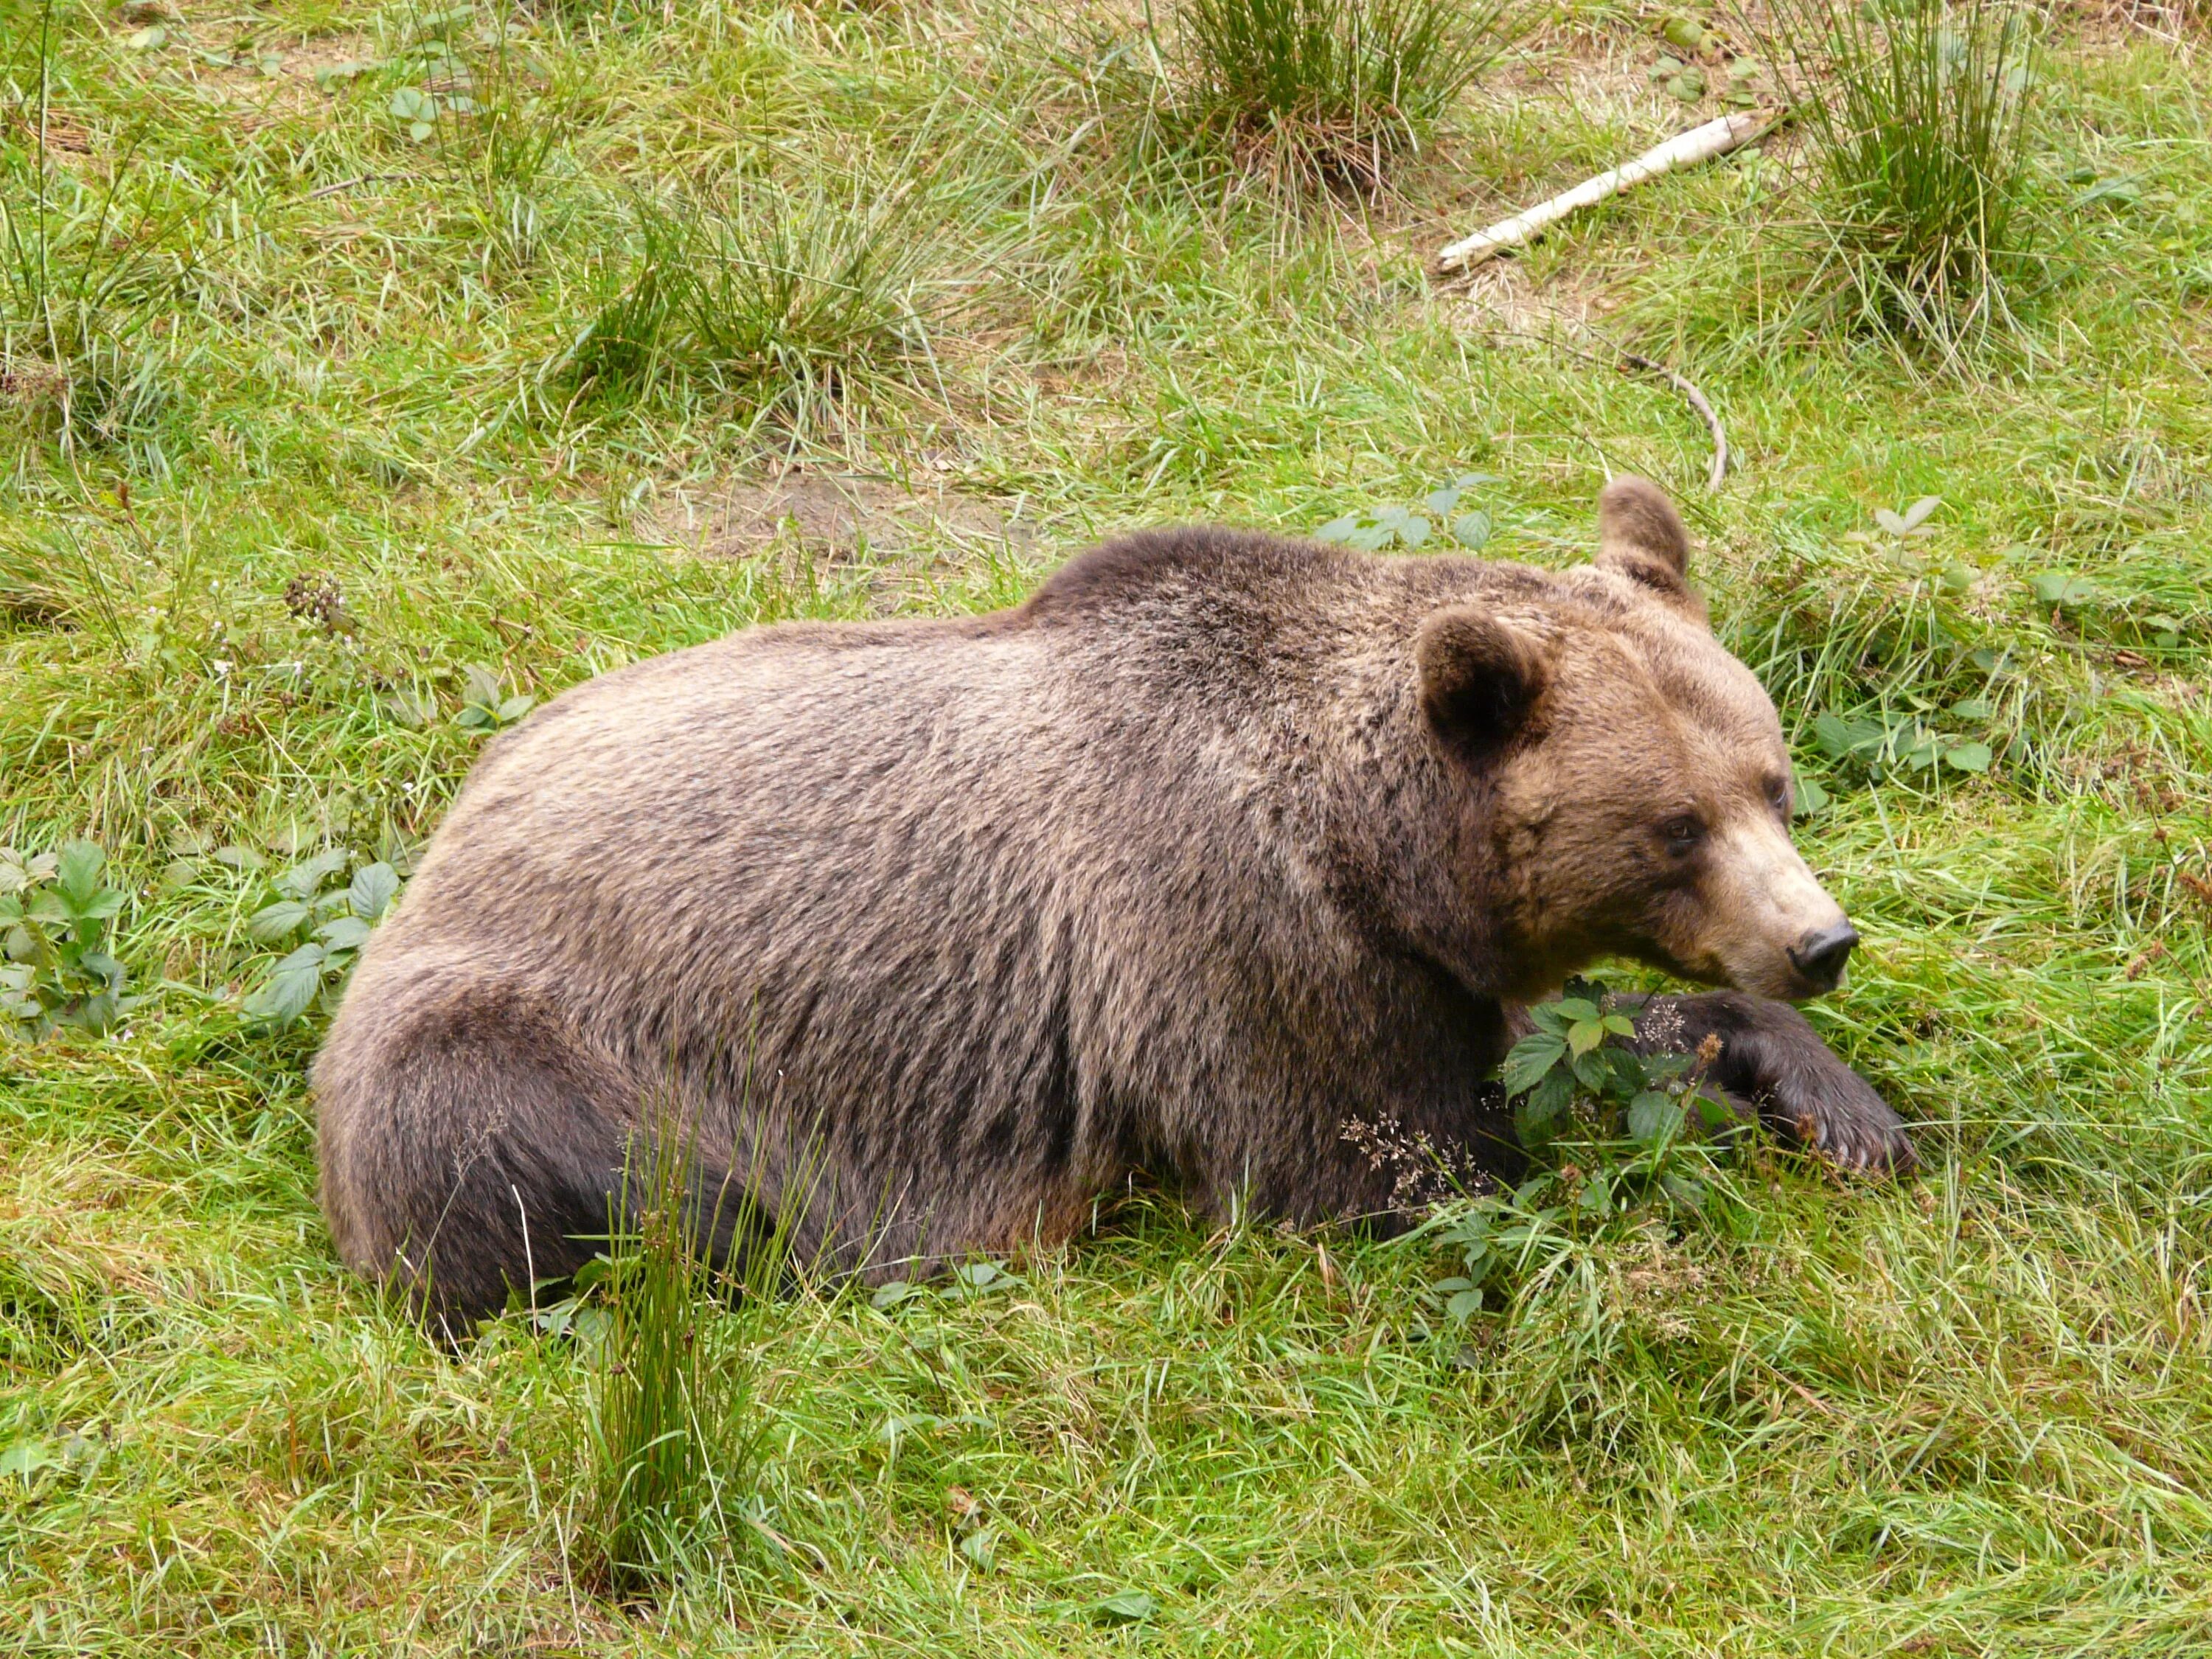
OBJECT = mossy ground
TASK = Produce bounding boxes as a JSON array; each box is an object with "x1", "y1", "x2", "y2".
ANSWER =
[{"x1": 4, "y1": 1, "x2": 2212, "y2": 1652}]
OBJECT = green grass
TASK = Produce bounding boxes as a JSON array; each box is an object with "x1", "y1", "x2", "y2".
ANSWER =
[
  {"x1": 1162, "y1": 0, "x2": 1523, "y2": 191},
  {"x1": 1758, "y1": 0, "x2": 2040, "y2": 352},
  {"x1": 5, "y1": 0, "x2": 2212, "y2": 1651}
]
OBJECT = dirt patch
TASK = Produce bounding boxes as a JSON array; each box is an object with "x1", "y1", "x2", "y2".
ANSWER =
[
  {"x1": 658, "y1": 470, "x2": 1036, "y2": 564},
  {"x1": 653, "y1": 467, "x2": 1041, "y2": 613}
]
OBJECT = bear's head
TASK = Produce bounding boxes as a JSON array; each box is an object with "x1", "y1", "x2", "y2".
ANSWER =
[{"x1": 1417, "y1": 477, "x2": 1857, "y2": 1004}]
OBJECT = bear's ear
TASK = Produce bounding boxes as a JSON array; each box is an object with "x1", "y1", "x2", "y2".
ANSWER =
[
  {"x1": 1596, "y1": 476, "x2": 1706, "y2": 621},
  {"x1": 1416, "y1": 608, "x2": 1551, "y2": 757}
]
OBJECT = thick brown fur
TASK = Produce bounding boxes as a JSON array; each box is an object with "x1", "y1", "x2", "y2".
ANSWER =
[{"x1": 314, "y1": 478, "x2": 1912, "y2": 1326}]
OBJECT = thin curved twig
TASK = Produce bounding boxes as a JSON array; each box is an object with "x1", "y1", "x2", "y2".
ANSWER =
[
  {"x1": 1470, "y1": 325, "x2": 1731, "y2": 493},
  {"x1": 1618, "y1": 351, "x2": 1728, "y2": 491}
]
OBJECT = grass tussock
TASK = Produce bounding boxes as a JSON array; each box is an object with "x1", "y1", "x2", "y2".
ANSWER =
[
  {"x1": 1162, "y1": 0, "x2": 1523, "y2": 191},
  {"x1": 576, "y1": 1113, "x2": 799, "y2": 1599},
  {"x1": 566, "y1": 181, "x2": 936, "y2": 421},
  {"x1": 1761, "y1": 0, "x2": 2040, "y2": 349}
]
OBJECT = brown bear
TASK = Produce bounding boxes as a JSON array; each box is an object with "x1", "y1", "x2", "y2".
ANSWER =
[{"x1": 314, "y1": 477, "x2": 1911, "y2": 1325}]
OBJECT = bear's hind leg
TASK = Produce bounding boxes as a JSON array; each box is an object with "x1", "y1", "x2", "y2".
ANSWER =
[{"x1": 315, "y1": 981, "x2": 643, "y2": 1330}]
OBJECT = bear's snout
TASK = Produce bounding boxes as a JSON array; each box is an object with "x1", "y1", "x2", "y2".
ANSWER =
[{"x1": 1787, "y1": 919, "x2": 1859, "y2": 997}]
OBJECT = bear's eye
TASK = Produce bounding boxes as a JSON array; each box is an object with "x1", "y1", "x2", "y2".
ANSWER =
[
  {"x1": 1659, "y1": 815, "x2": 1705, "y2": 855},
  {"x1": 1765, "y1": 776, "x2": 1791, "y2": 817}
]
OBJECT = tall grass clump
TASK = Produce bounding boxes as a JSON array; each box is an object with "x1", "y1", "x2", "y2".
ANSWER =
[
  {"x1": 1, "y1": 4, "x2": 192, "y2": 453},
  {"x1": 1161, "y1": 0, "x2": 1522, "y2": 192},
  {"x1": 566, "y1": 181, "x2": 933, "y2": 420},
  {"x1": 577, "y1": 1112, "x2": 799, "y2": 1599},
  {"x1": 1763, "y1": 0, "x2": 2039, "y2": 348}
]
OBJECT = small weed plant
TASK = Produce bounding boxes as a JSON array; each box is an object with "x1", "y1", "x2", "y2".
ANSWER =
[
  {"x1": 1411, "y1": 978, "x2": 1745, "y2": 1315},
  {"x1": 240, "y1": 852, "x2": 403, "y2": 1026},
  {"x1": 1761, "y1": 0, "x2": 2039, "y2": 348},
  {"x1": 1315, "y1": 471, "x2": 1496, "y2": 550},
  {"x1": 1394, "y1": 980, "x2": 1760, "y2": 1450},
  {"x1": 0, "y1": 840, "x2": 133, "y2": 1039},
  {"x1": 1163, "y1": 0, "x2": 1521, "y2": 191}
]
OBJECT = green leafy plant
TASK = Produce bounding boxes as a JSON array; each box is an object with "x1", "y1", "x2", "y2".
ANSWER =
[
  {"x1": 1410, "y1": 978, "x2": 1742, "y2": 1323},
  {"x1": 455, "y1": 662, "x2": 535, "y2": 733},
  {"x1": 1498, "y1": 978, "x2": 1737, "y2": 1168},
  {"x1": 1164, "y1": 0, "x2": 1523, "y2": 190},
  {"x1": 1315, "y1": 473, "x2": 1495, "y2": 551},
  {"x1": 1812, "y1": 701, "x2": 1993, "y2": 780},
  {"x1": 1759, "y1": 0, "x2": 2038, "y2": 347},
  {"x1": 240, "y1": 852, "x2": 403, "y2": 1026},
  {"x1": 0, "y1": 840, "x2": 136, "y2": 1039}
]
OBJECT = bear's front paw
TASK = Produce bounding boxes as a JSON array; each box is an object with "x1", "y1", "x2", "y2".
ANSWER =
[{"x1": 1759, "y1": 1065, "x2": 1915, "y2": 1175}]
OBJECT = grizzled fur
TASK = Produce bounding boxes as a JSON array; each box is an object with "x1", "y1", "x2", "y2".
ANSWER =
[{"x1": 315, "y1": 478, "x2": 1912, "y2": 1325}]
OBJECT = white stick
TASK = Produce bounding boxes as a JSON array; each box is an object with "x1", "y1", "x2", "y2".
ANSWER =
[{"x1": 1437, "y1": 111, "x2": 1773, "y2": 272}]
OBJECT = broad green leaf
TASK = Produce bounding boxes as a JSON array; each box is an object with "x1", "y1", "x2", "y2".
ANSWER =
[
  {"x1": 1567, "y1": 1018, "x2": 1606, "y2": 1057},
  {"x1": 1570, "y1": 1047, "x2": 1613, "y2": 1093},
  {"x1": 316, "y1": 915, "x2": 373, "y2": 952},
  {"x1": 277, "y1": 849, "x2": 350, "y2": 901},
  {"x1": 462, "y1": 663, "x2": 504, "y2": 707},
  {"x1": 1450, "y1": 510, "x2": 1492, "y2": 550},
  {"x1": 1691, "y1": 1088, "x2": 1736, "y2": 1130},
  {"x1": 1444, "y1": 1287, "x2": 1484, "y2": 1321},
  {"x1": 1094, "y1": 1589, "x2": 1158, "y2": 1623},
  {"x1": 1526, "y1": 1001, "x2": 1568, "y2": 1035},
  {"x1": 1793, "y1": 773, "x2": 1830, "y2": 818},
  {"x1": 0, "y1": 1437, "x2": 60, "y2": 1480},
  {"x1": 1314, "y1": 513, "x2": 1363, "y2": 543},
  {"x1": 243, "y1": 944, "x2": 327, "y2": 1025},
  {"x1": 869, "y1": 1280, "x2": 922, "y2": 1310},
  {"x1": 1601, "y1": 1012, "x2": 1637, "y2": 1037},
  {"x1": 1950, "y1": 697, "x2": 1992, "y2": 722},
  {"x1": 1552, "y1": 998, "x2": 1599, "y2": 1024},
  {"x1": 1627, "y1": 1091, "x2": 1678, "y2": 1145},
  {"x1": 496, "y1": 695, "x2": 535, "y2": 722},
  {"x1": 348, "y1": 862, "x2": 400, "y2": 922},
  {"x1": 389, "y1": 87, "x2": 437, "y2": 122},
  {"x1": 247, "y1": 900, "x2": 311, "y2": 944},
  {"x1": 1899, "y1": 495, "x2": 1941, "y2": 531},
  {"x1": 1943, "y1": 741, "x2": 1992, "y2": 774},
  {"x1": 2031, "y1": 571, "x2": 2097, "y2": 608},
  {"x1": 1812, "y1": 713, "x2": 1857, "y2": 761},
  {"x1": 1498, "y1": 1032, "x2": 1565, "y2": 1095},
  {"x1": 74, "y1": 888, "x2": 125, "y2": 922},
  {"x1": 1516, "y1": 1071, "x2": 1575, "y2": 1144},
  {"x1": 1424, "y1": 484, "x2": 1463, "y2": 515},
  {"x1": 54, "y1": 841, "x2": 104, "y2": 903}
]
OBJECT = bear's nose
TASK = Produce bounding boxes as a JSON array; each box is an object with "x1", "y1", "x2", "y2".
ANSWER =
[{"x1": 1787, "y1": 921, "x2": 1859, "y2": 992}]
